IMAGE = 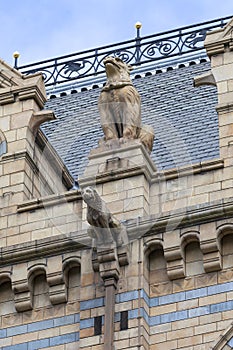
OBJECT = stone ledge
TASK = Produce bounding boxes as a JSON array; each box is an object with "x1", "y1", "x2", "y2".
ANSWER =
[
  {"x1": 17, "y1": 189, "x2": 82, "y2": 213},
  {"x1": 0, "y1": 231, "x2": 89, "y2": 266},
  {"x1": 79, "y1": 164, "x2": 154, "y2": 187},
  {"x1": 126, "y1": 196, "x2": 233, "y2": 238},
  {"x1": 155, "y1": 158, "x2": 224, "y2": 181}
]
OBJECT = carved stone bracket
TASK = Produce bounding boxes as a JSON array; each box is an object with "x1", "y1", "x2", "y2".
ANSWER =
[
  {"x1": 47, "y1": 272, "x2": 67, "y2": 305},
  {"x1": 12, "y1": 279, "x2": 32, "y2": 312},
  {"x1": 164, "y1": 246, "x2": 185, "y2": 280},
  {"x1": 200, "y1": 238, "x2": 222, "y2": 272}
]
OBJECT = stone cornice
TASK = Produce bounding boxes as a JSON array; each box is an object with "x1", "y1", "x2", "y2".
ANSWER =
[
  {"x1": 1, "y1": 150, "x2": 39, "y2": 173},
  {"x1": 79, "y1": 158, "x2": 224, "y2": 186},
  {"x1": 0, "y1": 73, "x2": 47, "y2": 108},
  {"x1": 126, "y1": 197, "x2": 233, "y2": 239},
  {"x1": 10, "y1": 196, "x2": 233, "y2": 266},
  {"x1": 156, "y1": 158, "x2": 224, "y2": 181},
  {"x1": 79, "y1": 164, "x2": 155, "y2": 187},
  {"x1": 0, "y1": 231, "x2": 89, "y2": 266},
  {"x1": 216, "y1": 102, "x2": 233, "y2": 114},
  {"x1": 17, "y1": 190, "x2": 81, "y2": 213}
]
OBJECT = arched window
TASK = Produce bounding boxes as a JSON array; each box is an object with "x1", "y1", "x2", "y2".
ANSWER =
[
  {"x1": 148, "y1": 247, "x2": 169, "y2": 284},
  {"x1": 0, "y1": 279, "x2": 16, "y2": 315},
  {"x1": 185, "y1": 241, "x2": 204, "y2": 276},
  {"x1": 63, "y1": 259, "x2": 81, "y2": 302},
  {"x1": 221, "y1": 234, "x2": 233, "y2": 269},
  {"x1": 67, "y1": 266, "x2": 81, "y2": 301},
  {"x1": 32, "y1": 271, "x2": 51, "y2": 308}
]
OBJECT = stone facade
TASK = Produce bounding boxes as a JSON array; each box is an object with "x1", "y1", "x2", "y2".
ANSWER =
[{"x1": 1, "y1": 18, "x2": 233, "y2": 350}]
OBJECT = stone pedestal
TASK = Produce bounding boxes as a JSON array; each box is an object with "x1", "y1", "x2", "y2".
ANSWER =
[{"x1": 79, "y1": 139, "x2": 157, "y2": 220}]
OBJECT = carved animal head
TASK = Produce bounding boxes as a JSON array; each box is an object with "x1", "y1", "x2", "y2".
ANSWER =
[
  {"x1": 81, "y1": 186, "x2": 103, "y2": 210},
  {"x1": 103, "y1": 56, "x2": 133, "y2": 83},
  {"x1": 82, "y1": 186, "x2": 96, "y2": 203}
]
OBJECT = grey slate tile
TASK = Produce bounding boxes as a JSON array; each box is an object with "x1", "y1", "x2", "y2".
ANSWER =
[{"x1": 43, "y1": 60, "x2": 219, "y2": 179}]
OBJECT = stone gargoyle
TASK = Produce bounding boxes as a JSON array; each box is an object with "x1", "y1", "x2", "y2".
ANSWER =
[
  {"x1": 98, "y1": 56, "x2": 154, "y2": 153},
  {"x1": 81, "y1": 186, "x2": 128, "y2": 248}
]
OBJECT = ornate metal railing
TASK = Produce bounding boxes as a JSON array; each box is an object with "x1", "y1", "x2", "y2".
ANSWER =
[{"x1": 18, "y1": 16, "x2": 232, "y2": 87}]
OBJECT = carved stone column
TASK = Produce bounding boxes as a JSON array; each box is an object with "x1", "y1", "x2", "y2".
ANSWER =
[{"x1": 97, "y1": 246, "x2": 120, "y2": 350}]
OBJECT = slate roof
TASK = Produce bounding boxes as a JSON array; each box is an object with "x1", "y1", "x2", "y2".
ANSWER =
[{"x1": 43, "y1": 59, "x2": 219, "y2": 180}]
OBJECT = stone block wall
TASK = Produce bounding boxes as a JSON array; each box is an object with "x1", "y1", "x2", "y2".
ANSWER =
[{"x1": 2, "y1": 18, "x2": 233, "y2": 350}]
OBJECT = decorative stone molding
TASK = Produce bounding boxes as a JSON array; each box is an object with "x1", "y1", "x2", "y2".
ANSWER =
[
  {"x1": 200, "y1": 238, "x2": 222, "y2": 272},
  {"x1": 205, "y1": 18, "x2": 233, "y2": 57},
  {"x1": 12, "y1": 263, "x2": 33, "y2": 312},
  {"x1": 79, "y1": 139, "x2": 156, "y2": 186},
  {"x1": 217, "y1": 223, "x2": 233, "y2": 241},
  {"x1": 47, "y1": 255, "x2": 68, "y2": 305},
  {"x1": 12, "y1": 279, "x2": 33, "y2": 312},
  {"x1": 164, "y1": 245, "x2": 185, "y2": 279},
  {"x1": 47, "y1": 272, "x2": 67, "y2": 305},
  {"x1": 180, "y1": 230, "x2": 200, "y2": 251},
  {"x1": 0, "y1": 59, "x2": 46, "y2": 108},
  {"x1": 29, "y1": 110, "x2": 56, "y2": 136},
  {"x1": 193, "y1": 71, "x2": 216, "y2": 87}
]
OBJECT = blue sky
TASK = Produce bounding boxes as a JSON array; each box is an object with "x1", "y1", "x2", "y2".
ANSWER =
[{"x1": 1, "y1": 0, "x2": 232, "y2": 66}]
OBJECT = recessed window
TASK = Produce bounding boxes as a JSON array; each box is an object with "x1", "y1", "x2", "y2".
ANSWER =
[
  {"x1": 120, "y1": 311, "x2": 128, "y2": 330},
  {"x1": 149, "y1": 248, "x2": 169, "y2": 284},
  {"x1": 185, "y1": 241, "x2": 204, "y2": 276},
  {"x1": 221, "y1": 234, "x2": 233, "y2": 269},
  {"x1": 94, "y1": 316, "x2": 102, "y2": 335}
]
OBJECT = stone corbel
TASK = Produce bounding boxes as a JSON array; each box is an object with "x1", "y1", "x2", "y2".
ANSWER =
[
  {"x1": 164, "y1": 246, "x2": 185, "y2": 280},
  {"x1": 29, "y1": 110, "x2": 56, "y2": 136},
  {"x1": 12, "y1": 279, "x2": 32, "y2": 312},
  {"x1": 12, "y1": 263, "x2": 33, "y2": 312},
  {"x1": 92, "y1": 244, "x2": 129, "y2": 272},
  {"x1": 97, "y1": 246, "x2": 120, "y2": 282},
  {"x1": 0, "y1": 90, "x2": 15, "y2": 105},
  {"x1": 193, "y1": 71, "x2": 216, "y2": 87},
  {"x1": 200, "y1": 238, "x2": 222, "y2": 272},
  {"x1": 47, "y1": 272, "x2": 67, "y2": 305}
]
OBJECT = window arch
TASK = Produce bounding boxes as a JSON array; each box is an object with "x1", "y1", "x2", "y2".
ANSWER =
[
  {"x1": 145, "y1": 241, "x2": 169, "y2": 285},
  {"x1": 0, "y1": 277, "x2": 16, "y2": 315},
  {"x1": 181, "y1": 231, "x2": 204, "y2": 276},
  {"x1": 148, "y1": 246, "x2": 169, "y2": 284},
  {"x1": 63, "y1": 258, "x2": 81, "y2": 302},
  {"x1": 217, "y1": 224, "x2": 233, "y2": 270},
  {"x1": 28, "y1": 266, "x2": 51, "y2": 309},
  {"x1": 184, "y1": 241, "x2": 204, "y2": 276},
  {"x1": 221, "y1": 233, "x2": 233, "y2": 269}
]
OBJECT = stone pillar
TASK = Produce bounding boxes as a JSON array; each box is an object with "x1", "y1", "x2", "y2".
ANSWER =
[
  {"x1": 103, "y1": 277, "x2": 118, "y2": 350},
  {"x1": 79, "y1": 140, "x2": 156, "y2": 220},
  {"x1": 97, "y1": 246, "x2": 120, "y2": 350}
]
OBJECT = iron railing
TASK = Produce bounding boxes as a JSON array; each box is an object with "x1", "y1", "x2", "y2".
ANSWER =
[{"x1": 18, "y1": 16, "x2": 232, "y2": 87}]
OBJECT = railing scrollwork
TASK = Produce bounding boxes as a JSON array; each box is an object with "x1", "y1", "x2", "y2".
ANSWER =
[{"x1": 18, "y1": 16, "x2": 232, "y2": 87}]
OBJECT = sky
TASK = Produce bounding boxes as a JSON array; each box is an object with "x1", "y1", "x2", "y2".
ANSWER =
[{"x1": 1, "y1": 0, "x2": 233, "y2": 66}]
